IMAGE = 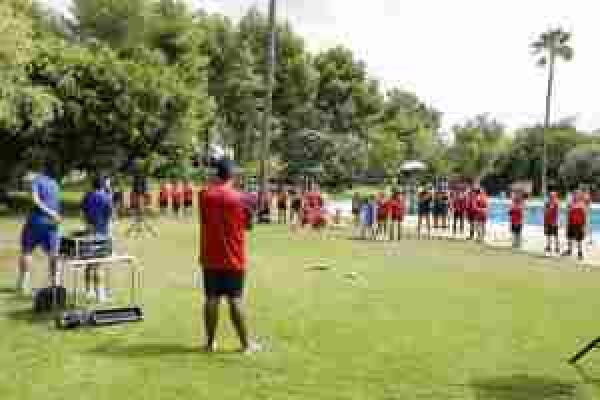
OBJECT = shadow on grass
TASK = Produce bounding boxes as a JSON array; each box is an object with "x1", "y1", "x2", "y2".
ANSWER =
[
  {"x1": 470, "y1": 374, "x2": 577, "y2": 400},
  {"x1": 5, "y1": 308, "x2": 56, "y2": 324},
  {"x1": 89, "y1": 343, "x2": 240, "y2": 358}
]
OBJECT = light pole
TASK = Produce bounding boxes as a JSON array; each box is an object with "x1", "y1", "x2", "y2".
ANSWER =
[{"x1": 259, "y1": 0, "x2": 277, "y2": 204}]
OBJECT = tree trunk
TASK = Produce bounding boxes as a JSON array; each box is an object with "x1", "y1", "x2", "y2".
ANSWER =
[
  {"x1": 542, "y1": 51, "x2": 556, "y2": 196},
  {"x1": 259, "y1": 0, "x2": 276, "y2": 203}
]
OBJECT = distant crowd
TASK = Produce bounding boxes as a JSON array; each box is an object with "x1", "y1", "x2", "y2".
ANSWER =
[{"x1": 349, "y1": 185, "x2": 593, "y2": 261}]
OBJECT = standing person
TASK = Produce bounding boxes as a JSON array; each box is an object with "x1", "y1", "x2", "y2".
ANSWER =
[
  {"x1": 417, "y1": 187, "x2": 432, "y2": 239},
  {"x1": 466, "y1": 186, "x2": 478, "y2": 240},
  {"x1": 452, "y1": 188, "x2": 467, "y2": 236},
  {"x1": 289, "y1": 188, "x2": 303, "y2": 227},
  {"x1": 351, "y1": 192, "x2": 361, "y2": 227},
  {"x1": 508, "y1": 192, "x2": 524, "y2": 249},
  {"x1": 474, "y1": 187, "x2": 489, "y2": 243},
  {"x1": 17, "y1": 164, "x2": 62, "y2": 293},
  {"x1": 183, "y1": 180, "x2": 194, "y2": 217},
  {"x1": 388, "y1": 189, "x2": 405, "y2": 240},
  {"x1": 277, "y1": 187, "x2": 288, "y2": 225},
  {"x1": 544, "y1": 192, "x2": 561, "y2": 254},
  {"x1": 81, "y1": 176, "x2": 113, "y2": 301},
  {"x1": 158, "y1": 181, "x2": 171, "y2": 215},
  {"x1": 432, "y1": 190, "x2": 443, "y2": 231},
  {"x1": 583, "y1": 190, "x2": 593, "y2": 245},
  {"x1": 564, "y1": 191, "x2": 586, "y2": 260},
  {"x1": 375, "y1": 192, "x2": 389, "y2": 240},
  {"x1": 171, "y1": 180, "x2": 183, "y2": 217},
  {"x1": 360, "y1": 195, "x2": 377, "y2": 240},
  {"x1": 198, "y1": 158, "x2": 260, "y2": 354}
]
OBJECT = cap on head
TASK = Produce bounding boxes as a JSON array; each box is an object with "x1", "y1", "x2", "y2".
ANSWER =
[{"x1": 215, "y1": 158, "x2": 236, "y2": 181}]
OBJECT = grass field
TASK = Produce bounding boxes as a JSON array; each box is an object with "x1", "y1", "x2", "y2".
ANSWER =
[{"x1": 2, "y1": 216, "x2": 600, "y2": 399}]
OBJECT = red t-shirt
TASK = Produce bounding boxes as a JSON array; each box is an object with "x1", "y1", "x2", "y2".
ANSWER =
[
  {"x1": 452, "y1": 195, "x2": 467, "y2": 214},
  {"x1": 171, "y1": 185, "x2": 183, "y2": 203},
  {"x1": 305, "y1": 191, "x2": 323, "y2": 210},
  {"x1": 388, "y1": 198, "x2": 405, "y2": 221},
  {"x1": 568, "y1": 203, "x2": 586, "y2": 226},
  {"x1": 377, "y1": 199, "x2": 388, "y2": 221},
  {"x1": 544, "y1": 201, "x2": 559, "y2": 226},
  {"x1": 198, "y1": 181, "x2": 248, "y2": 272},
  {"x1": 509, "y1": 202, "x2": 523, "y2": 225},
  {"x1": 183, "y1": 184, "x2": 194, "y2": 203},
  {"x1": 475, "y1": 192, "x2": 488, "y2": 221},
  {"x1": 159, "y1": 184, "x2": 170, "y2": 202}
]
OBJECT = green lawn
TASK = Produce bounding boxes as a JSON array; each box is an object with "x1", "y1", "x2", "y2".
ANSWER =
[{"x1": 1, "y1": 217, "x2": 600, "y2": 399}]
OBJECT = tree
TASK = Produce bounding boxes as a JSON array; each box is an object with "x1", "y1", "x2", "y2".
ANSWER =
[
  {"x1": 531, "y1": 27, "x2": 574, "y2": 195},
  {"x1": 560, "y1": 144, "x2": 600, "y2": 189}
]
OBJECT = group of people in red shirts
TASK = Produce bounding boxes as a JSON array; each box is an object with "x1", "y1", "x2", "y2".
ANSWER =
[
  {"x1": 156, "y1": 181, "x2": 195, "y2": 216},
  {"x1": 352, "y1": 185, "x2": 491, "y2": 242},
  {"x1": 509, "y1": 190, "x2": 592, "y2": 260}
]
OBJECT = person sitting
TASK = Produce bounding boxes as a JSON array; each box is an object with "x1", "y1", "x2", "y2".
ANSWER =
[{"x1": 81, "y1": 176, "x2": 113, "y2": 301}]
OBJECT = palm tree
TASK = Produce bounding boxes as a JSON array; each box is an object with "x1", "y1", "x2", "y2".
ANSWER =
[{"x1": 531, "y1": 27, "x2": 573, "y2": 196}]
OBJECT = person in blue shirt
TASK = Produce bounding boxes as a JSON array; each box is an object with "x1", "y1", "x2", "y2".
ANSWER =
[
  {"x1": 81, "y1": 176, "x2": 113, "y2": 301},
  {"x1": 18, "y1": 164, "x2": 62, "y2": 293}
]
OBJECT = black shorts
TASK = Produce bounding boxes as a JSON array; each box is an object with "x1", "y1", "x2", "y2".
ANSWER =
[
  {"x1": 567, "y1": 224, "x2": 585, "y2": 242},
  {"x1": 544, "y1": 224, "x2": 558, "y2": 237},
  {"x1": 160, "y1": 200, "x2": 168, "y2": 209},
  {"x1": 511, "y1": 224, "x2": 522, "y2": 235},
  {"x1": 184, "y1": 200, "x2": 193, "y2": 208},
  {"x1": 173, "y1": 202, "x2": 181, "y2": 212},
  {"x1": 202, "y1": 269, "x2": 246, "y2": 298}
]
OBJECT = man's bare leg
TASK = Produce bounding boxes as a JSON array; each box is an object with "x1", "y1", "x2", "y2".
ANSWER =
[
  {"x1": 203, "y1": 297, "x2": 220, "y2": 351},
  {"x1": 17, "y1": 254, "x2": 33, "y2": 293},
  {"x1": 227, "y1": 296, "x2": 249, "y2": 350}
]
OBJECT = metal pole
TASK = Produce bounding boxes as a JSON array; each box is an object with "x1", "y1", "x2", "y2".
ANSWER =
[
  {"x1": 542, "y1": 50, "x2": 555, "y2": 198},
  {"x1": 259, "y1": 0, "x2": 277, "y2": 205}
]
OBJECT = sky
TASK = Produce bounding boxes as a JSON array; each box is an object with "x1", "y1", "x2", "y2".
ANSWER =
[{"x1": 44, "y1": 0, "x2": 600, "y2": 132}]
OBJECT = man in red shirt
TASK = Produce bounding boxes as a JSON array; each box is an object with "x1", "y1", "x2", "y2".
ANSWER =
[
  {"x1": 198, "y1": 159, "x2": 259, "y2": 353},
  {"x1": 544, "y1": 192, "x2": 560, "y2": 254},
  {"x1": 564, "y1": 191, "x2": 586, "y2": 260},
  {"x1": 473, "y1": 187, "x2": 488, "y2": 243},
  {"x1": 508, "y1": 193, "x2": 524, "y2": 249},
  {"x1": 183, "y1": 180, "x2": 194, "y2": 216},
  {"x1": 158, "y1": 182, "x2": 171, "y2": 215},
  {"x1": 171, "y1": 180, "x2": 183, "y2": 217},
  {"x1": 452, "y1": 188, "x2": 467, "y2": 236},
  {"x1": 387, "y1": 190, "x2": 405, "y2": 241}
]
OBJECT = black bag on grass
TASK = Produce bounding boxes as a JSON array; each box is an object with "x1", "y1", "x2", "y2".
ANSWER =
[{"x1": 33, "y1": 286, "x2": 67, "y2": 313}]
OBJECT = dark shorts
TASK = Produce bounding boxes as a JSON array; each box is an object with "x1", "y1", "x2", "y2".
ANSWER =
[
  {"x1": 511, "y1": 224, "x2": 522, "y2": 235},
  {"x1": 184, "y1": 200, "x2": 193, "y2": 208},
  {"x1": 172, "y1": 202, "x2": 181, "y2": 212},
  {"x1": 203, "y1": 269, "x2": 246, "y2": 298},
  {"x1": 544, "y1": 224, "x2": 558, "y2": 237},
  {"x1": 159, "y1": 200, "x2": 168, "y2": 209},
  {"x1": 567, "y1": 224, "x2": 585, "y2": 242},
  {"x1": 21, "y1": 223, "x2": 60, "y2": 255}
]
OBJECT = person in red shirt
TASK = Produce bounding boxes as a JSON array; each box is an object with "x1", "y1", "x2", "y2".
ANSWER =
[
  {"x1": 387, "y1": 189, "x2": 405, "y2": 240},
  {"x1": 544, "y1": 191, "x2": 560, "y2": 254},
  {"x1": 171, "y1": 180, "x2": 183, "y2": 217},
  {"x1": 564, "y1": 191, "x2": 586, "y2": 260},
  {"x1": 183, "y1": 180, "x2": 194, "y2": 216},
  {"x1": 277, "y1": 187, "x2": 289, "y2": 225},
  {"x1": 473, "y1": 187, "x2": 488, "y2": 243},
  {"x1": 158, "y1": 181, "x2": 171, "y2": 215},
  {"x1": 452, "y1": 188, "x2": 467, "y2": 236},
  {"x1": 375, "y1": 192, "x2": 388, "y2": 239},
  {"x1": 466, "y1": 186, "x2": 478, "y2": 240},
  {"x1": 198, "y1": 158, "x2": 259, "y2": 354},
  {"x1": 508, "y1": 192, "x2": 525, "y2": 249}
]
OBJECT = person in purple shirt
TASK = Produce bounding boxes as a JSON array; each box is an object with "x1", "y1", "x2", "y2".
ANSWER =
[
  {"x1": 18, "y1": 164, "x2": 62, "y2": 293},
  {"x1": 81, "y1": 176, "x2": 113, "y2": 301}
]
